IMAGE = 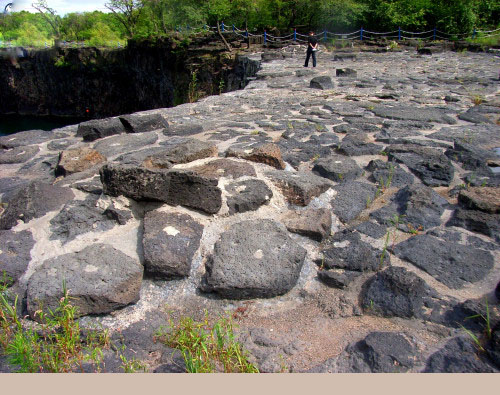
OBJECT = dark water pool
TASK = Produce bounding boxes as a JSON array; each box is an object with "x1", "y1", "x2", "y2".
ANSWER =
[{"x1": 0, "y1": 114, "x2": 86, "y2": 136}]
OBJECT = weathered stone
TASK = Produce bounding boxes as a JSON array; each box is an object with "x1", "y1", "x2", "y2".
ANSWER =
[
  {"x1": 458, "y1": 108, "x2": 493, "y2": 124},
  {"x1": 103, "y1": 204, "x2": 133, "y2": 225},
  {"x1": 313, "y1": 154, "x2": 362, "y2": 182},
  {"x1": 336, "y1": 68, "x2": 357, "y2": 77},
  {"x1": 226, "y1": 143, "x2": 285, "y2": 170},
  {"x1": 331, "y1": 181, "x2": 377, "y2": 223},
  {"x1": 337, "y1": 134, "x2": 382, "y2": 156},
  {"x1": 146, "y1": 139, "x2": 218, "y2": 168},
  {"x1": 119, "y1": 113, "x2": 168, "y2": 133},
  {"x1": 0, "y1": 177, "x2": 29, "y2": 203},
  {"x1": 282, "y1": 208, "x2": 332, "y2": 241},
  {"x1": 0, "y1": 229, "x2": 35, "y2": 284},
  {"x1": 458, "y1": 187, "x2": 500, "y2": 213},
  {"x1": 370, "y1": 183, "x2": 448, "y2": 233},
  {"x1": 319, "y1": 229, "x2": 389, "y2": 272},
  {"x1": 424, "y1": 336, "x2": 497, "y2": 373},
  {"x1": 447, "y1": 208, "x2": 500, "y2": 242},
  {"x1": 429, "y1": 124, "x2": 500, "y2": 149},
  {"x1": 278, "y1": 138, "x2": 333, "y2": 169},
  {"x1": 225, "y1": 179, "x2": 273, "y2": 215},
  {"x1": 189, "y1": 159, "x2": 257, "y2": 179},
  {"x1": 0, "y1": 146, "x2": 40, "y2": 164},
  {"x1": 27, "y1": 244, "x2": 143, "y2": 320},
  {"x1": 93, "y1": 131, "x2": 159, "y2": 158},
  {"x1": 387, "y1": 144, "x2": 454, "y2": 187},
  {"x1": 16, "y1": 155, "x2": 58, "y2": 182},
  {"x1": 143, "y1": 211, "x2": 203, "y2": 278},
  {"x1": 0, "y1": 129, "x2": 67, "y2": 149},
  {"x1": 56, "y1": 147, "x2": 106, "y2": 176},
  {"x1": 366, "y1": 159, "x2": 415, "y2": 188},
  {"x1": 445, "y1": 141, "x2": 496, "y2": 173},
  {"x1": 363, "y1": 266, "x2": 437, "y2": 319},
  {"x1": 354, "y1": 221, "x2": 387, "y2": 239},
  {"x1": 202, "y1": 220, "x2": 306, "y2": 299},
  {"x1": 0, "y1": 181, "x2": 75, "y2": 230},
  {"x1": 77, "y1": 117, "x2": 126, "y2": 142},
  {"x1": 266, "y1": 170, "x2": 333, "y2": 206},
  {"x1": 100, "y1": 164, "x2": 171, "y2": 202},
  {"x1": 164, "y1": 123, "x2": 203, "y2": 136},
  {"x1": 310, "y1": 76, "x2": 334, "y2": 90},
  {"x1": 371, "y1": 105, "x2": 457, "y2": 125},
  {"x1": 393, "y1": 234, "x2": 494, "y2": 289},
  {"x1": 317, "y1": 269, "x2": 361, "y2": 289},
  {"x1": 50, "y1": 195, "x2": 123, "y2": 243}
]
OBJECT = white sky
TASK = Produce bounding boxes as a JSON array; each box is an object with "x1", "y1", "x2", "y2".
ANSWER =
[{"x1": 8, "y1": 0, "x2": 109, "y2": 15}]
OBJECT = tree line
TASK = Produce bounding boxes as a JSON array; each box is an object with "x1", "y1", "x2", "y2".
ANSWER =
[{"x1": 0, "y1": 0, "x2": 498, "y2": 47}]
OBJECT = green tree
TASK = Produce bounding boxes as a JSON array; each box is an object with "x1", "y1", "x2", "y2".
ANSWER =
[
  {"x1": 31, "y1": 0, "x2": 61, "y2": 39},
  {"x1": 105, "y1": 0, "x2": 145, "y2": 38}
]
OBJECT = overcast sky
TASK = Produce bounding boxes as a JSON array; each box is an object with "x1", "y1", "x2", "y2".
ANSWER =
[{"x1": 7, "y1": 1, "x2": 109, "y2": 15}]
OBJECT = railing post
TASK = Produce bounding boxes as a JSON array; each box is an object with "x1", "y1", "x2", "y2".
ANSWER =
[
  {"x1": 221, "y1": 22, "x2": 225, "y2": 32},
  {"x1": 294, "y1": 28, "x2": 296, "y2": 42},
  {"x1": 398, "y1": 27, "x2": 401, "y2": 40},
  {"x1": 264, "y1": 30, "x2": 267, "y2": 44},
  {"x1": 360, "y1": 27, "x2": 363, "y2": 41},
  {"x1": 245, "y1": 29, "x2": 248, "y2": 38},
  {"x1": 232, "y1": 24, "x2": 235, "y2": 33},
  {"x1": 472, "y1": 28, "x2": 476, "y2": 39},
  {"x1": 433, "y1": 27, "x2": 436, "y2": 41},
  {"x1": 324, "y1": 30, "x2": 327, "y2": 42}
]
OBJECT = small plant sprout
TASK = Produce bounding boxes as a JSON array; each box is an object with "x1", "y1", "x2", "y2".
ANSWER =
[{"x1": 379, "y1": 230, "x2": 390, "y2": 271}]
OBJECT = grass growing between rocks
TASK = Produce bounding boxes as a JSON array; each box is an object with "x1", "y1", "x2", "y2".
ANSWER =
[{"x1": 155, "y1": 312, "x2": 259, "y2": 373}]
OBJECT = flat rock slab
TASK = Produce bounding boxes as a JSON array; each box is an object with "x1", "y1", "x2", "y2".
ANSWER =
[
  {"x1": 319, "y1": 229, "x2": 389, "y2": 272},
  {"x1": 447, "y1": 208, "x2": 500, "y2": 242},
  {"x1": 49, "y1": 195, "x2": 123, "y2": 244},
  {"x1": 458, "y1": 187, "x2": 500, "y2": 213},
  {"x1": 77, "y1": 117, "x2": 126, "y2": 142},
  {"x1": 27, "y1": 243, "x2": 143, "y2": 320},
  {"x1": 371, "y1": 105, "x2": 457, "y2": 125},
  {"x1": 282, "y1": 208, "x2": 332, "y2": 241},
  {"x1": 0, "y1": 146, "x2": 40, "y2": 164},
  {"x1": 143, "y1": 211, "x2": 203, "y2": 278},
  {"x1": 370, "y1": 184, "x2": 448, "y2": 232},
  {"x1": 354, "y1": 221, "x2": 388, "y2": 239},
  {"x1": 424, "y1": 336, "x2": 497, "y2": 373},
  {"x1": 387, "y1": 144, "x2": 454, "y2": 187},
  {"x1": 225, "y1": 179, "x2": 273, "y2": 215},
  {"x1": 0, "y1": 229, "x2": 35, "y2": 284},
  {"x1": 392, "y1": 234, "x2": 494, "y2": 289},
  {"x1": 119, "y1": 113, "x2": 168, "y2": 133},
  {"x1": 429, "y1": 124, "x2": 500, "y2": 149},
  {"x1": 363, "y1": 266, "x2": 437, "y2": 320},
  {"x1": 164, "y1": 123, "x2": 203, "y2": 137},
  {"x1": 313, "y1": 154, "x2": 362, "y2": 183},
  {"x1": 202, "y1": 219, "x2": 306, "y2": 299},
  {"x1": 189, "y1": 159, "x2": 256, "y2": 179},
  {"x1": 0, "y1": 181, "x2": 75, "y2": 230},
  {"x1": 366, "y1": 160, "x2": 415, "y2": 188},
  {"x1": 147, "y1": 138, "x2": 218, "y2": 167},
  {"x1": 337, "y1": 134, "x2": 382, "y2": 156},
  {"x1": 445, "y1": 141, "x2": 496, "y2": 173},
  {"x1": 331, "y1": 181, "x2": 377, "y2": 223},
  {"x1": 226, "y1": 143, "x2": 285, "y2": 170},
  {"x1": 0, "y1": 129, "x2": 67, "y2": 149},
  {"x1": 93, "y1": 131, "x2": 159, "y2": 158},
  {"x1": 266, "y1": 170, "x2": 333, "y2": 206},
  {"x1": 56, "y1": 147, "x2": 106, "y2": 176}
]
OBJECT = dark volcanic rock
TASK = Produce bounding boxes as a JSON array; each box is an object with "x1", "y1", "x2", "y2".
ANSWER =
[
  {"x1": 331, "y1": 181, "x2": 377, "y2": 223},
  {"x1": 370, "y1": 184, "x2": 448, "y2": 232},
  {"x1": 363, "y1": 266, "x2": 437, "y2": 319},
  {"x1": 312, "y1": 154, "x2": 362, "y2": 183},
  {"x1": 164, "y1": 123, "x2": 204, "y2": 136},
  {"x1": 354, "y1": 221, "x2": 388, "y2": 239},
  {"x1": 337, "y1": 134, "x2": 382, "y2": 156},
  {"x1": 147, "y1": 138, "x2": 218, "y2": 167},
  {"x1": 336, "y1": 68, "x2": 357, "y2": 77},
  {"x1": 447, "y1": 208, "x2": 500, "y2": 242},
  {"x1": 282, "y1": 208, "x2": 332, "y2": 241},
  {"x1": 371, "y1": 105, "x2": 457, "y2": 125},
  {"x1": 387, "y1": 144, "x2": 454, "y2": 187},
  {"x1": 119, "y1": 113, "x2": 168, "y2": 133},
  {"x1": 278, "y1": 138, "x2": 333, "y2": 169},
  {"x1": 27, "y1": 244, "x2": 143, "y2": 320},
  {"x1": 0, "y1": 146, "x2": 40, "y2": 164},
  {"x1": 0, "y1": 129, "x2": 67, "y2": 149},
  {"x1": 428, "y1": 125, "x2": 500, "y2": 148},
  {"x1": 266, "y1": 170, "x2": 333, "y2": 206},
  {"x1": 77, "y1": 117, "x2": 126, "y2": 142},
  {"x1": 49, "y1": 195, "x2": 123, "y2": 243},
  {"x1": 393, "y1": 234, "x2": 494, "y2": 289},
  {"x1": 319, "y1": 229, "x2": 390, "y2": 272},
  {"x1": 0, "y1": 177, "x2": 29, "y2": 202},
  {"x1": 202, "y1": 220, "x2": 306, "y2": 299},
  {"x1": 445, "y1": 141, "x2": 496, "y2": 173},
  {"x1": 317, "y1": 269, "x2": 361, "y2": 289},
  {"x1": 143, "y1": 211, "x2": 203, "y2": 278},
  {"x1": 458, "y1": 187, "x2": 500, "y2": 213},
  {"x1": 0, "y1": 229, "x2": 35, "y2": 284},
  {"x1": 310, "y1": 76, "x2": 334, "y2": 90},
  {"x1": 458, "y1": 108, "x2": 493, "y2": 124},
  {"x1": 93, "y1": 132, "x2": 159, "y2": 158},
  {"x1": 366, "y1": 160, "x2": 415, "y2": 188},
  {"x1": 189, "y1": 159, "x2": 257, "y2": 179},
  {"x1": 226, "y1": 143, "x2": 285, "y2": 170},
  {"x1": 0, "y1": 181, "x2": 75, "y2": 230},
  {"x1": 424, "y1": 336, "x2": 497, "y2": 373},
  {"x1": 225, "y1": 179, "x2": 273, "y2": 215}
]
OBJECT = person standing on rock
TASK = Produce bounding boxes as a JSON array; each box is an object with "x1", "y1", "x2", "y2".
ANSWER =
[{"x1": 304, "y1": 31, "x2": 318, "y2": 68}]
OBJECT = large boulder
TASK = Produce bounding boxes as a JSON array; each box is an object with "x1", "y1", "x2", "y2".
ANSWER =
[
  {"x1": 27, "y1": 244, "x2": 143, "y2": 320},
  {"x1": 392, "y1": 233, "x2": 494, "y2": 289},
  {"x1": 0, "y1": 181, "x2": 75, "y2": 230},
  {"x1": 310, "y1": 76, "x2": 334, "y2": 90},
  {"x1": 202, "y1": 220, "x2": 306, "y2": 299},
  {"x1": 77, "y1": 117, "x2": 126, "y2": 142},
  {"x1": 143, "y1": 211, "x2": 203, "y2": 278}
]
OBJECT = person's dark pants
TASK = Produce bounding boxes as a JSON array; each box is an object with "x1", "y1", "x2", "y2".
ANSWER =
[{"x1": 304, "y1": 49, "x2": 316, "y2": 67}]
